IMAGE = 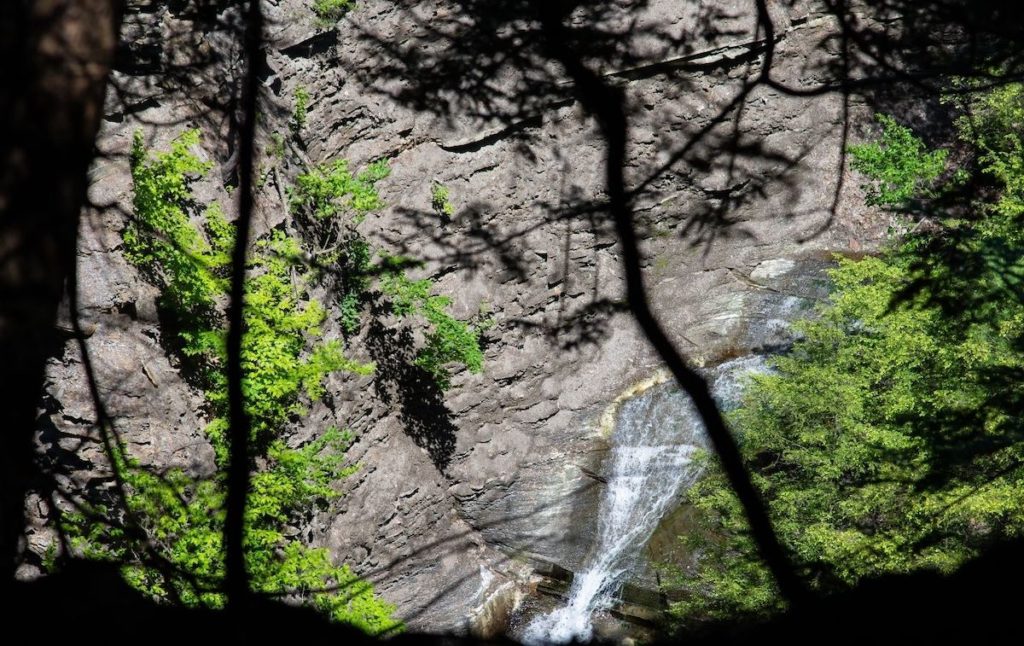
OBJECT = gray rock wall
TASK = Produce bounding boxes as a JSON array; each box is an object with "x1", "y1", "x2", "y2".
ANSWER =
[{"x1": 28, "y1": 0, "x2": 891, "y2": 634}]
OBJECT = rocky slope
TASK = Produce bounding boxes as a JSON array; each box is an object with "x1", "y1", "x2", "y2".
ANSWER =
[{"x1": 26, "y1": 0, "x2": 891, "y2": 635}]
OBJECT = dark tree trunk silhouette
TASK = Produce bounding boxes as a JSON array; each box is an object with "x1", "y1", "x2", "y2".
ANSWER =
[
  {"x1": 534, "y1": 2, "x2": 808, "y2": 608},
  {"x1": 0, "y1": 0, "x2": 124, "y2": 581},
  {"x1": 224, "y1": 0, "x2": 263, "y2": 612}
]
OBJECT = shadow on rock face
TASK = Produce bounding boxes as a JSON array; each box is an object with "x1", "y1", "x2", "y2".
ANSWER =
[{"x1": 365, "y1": 317, "x2": 457, "y2": 473}]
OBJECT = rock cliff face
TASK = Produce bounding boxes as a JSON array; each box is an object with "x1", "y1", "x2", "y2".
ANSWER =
[{"x1": 28, "y1": 0, "x2": 890, "y2": 634}]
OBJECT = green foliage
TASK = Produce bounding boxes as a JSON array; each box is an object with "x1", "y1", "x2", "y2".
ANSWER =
[
  {"x1": 474, "y1": 300, "x2": 497, "y2": 334},
  {"x1": 289, "y1": 159, "x2": 390, "y2": 335},
  {"x1": 64, "y1": 432, "x2": 394, "y2": 633},
  {"x1": 901, "y1": 85, "x2": 1024, "y2": 319},
  {"x1": 66, "y1": 131, "x2": 397, "y2": 634},
  {"x1": 290, "y1": 159, "x2": 390, "y2": 222},
  {"x1": 672, "y1": 254, "x2": 1024, "y2": 621},
  {"x1": 312, "y1": 0, "x2": 354, "y2": 24},
  {"x1": 129, "y1": 138, "x2": 376, "y2": 455},
  {"x1": 291, "y1": 86, "x2": 310, "y2": 135},
  {"x1": 203, "y1": 231, "x2": 374, "y2": 456},
  {"x1": 68, "y1": 132, "x2": 484, "y2": 630},
  {"x1": 41, "y1": 542, "x2": 58, "y2": 574},
  {"x1": 430, "y1": 181, "x2": 455, "y2": 219},
  {"x1": 381, "y1": 271, "x2": 484, "y2": 389},
  {"x1": 956, "y1": 83, "x2": 1024, "y2": 219},
  {"x1": 337, "y1": 253, "x2": 369, "y2": 335},
  {"x1": 125, "y1": 130, "x2": 223, "y2": 331},
  {"x1": 671, "y1": 88, "x2": 1024, "y2": 625},
  {"x1": 848, "y1": 113, "x2": 948, "y2": 207},
  {"x1": 287, "y1": 159, "x2": 486, "y2": 392},
  {"x1": 267, "y1": 132, "x2": 286, "y2": 160}
]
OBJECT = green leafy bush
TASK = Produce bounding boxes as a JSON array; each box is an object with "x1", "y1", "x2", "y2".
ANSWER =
[
  {"x1": 430, "y1": 181, "x2": 455, "y2": 219},
  {"x1": 290, "y1": 159, "x2": 389, "y2": 222},
  {"x1": 65, "y1": 429, "x2": 391, "y2": 632},
  {"x1": 203, "y1": 230, "x2": 374, "y2": 456},
  {"x1": 289, "y1": 159, "x2": 390, "y2": 335},
  {"x1": 956, "y1": 82, "x2": 1024, "y2": 219},
  {"x1": 848, "y1": 113, "x2": 948, "y2": 207},
  {"x1": 287, "y1": 158, "x2": 485, "y2": 389},
  {"x1": 64, "y1": 131, "x2": 397, "y2": 635},
  {"x1": 124, "y1": 130, "x2": 223, "y2": 329},
  {"x1": 267, "y1": 132, "x2": 286, "y2": 160},
  {"x1": 671, "y1": 88, "x2": 1024, "y2": 625},
  {"x1": 312, "y1": 0, "x2": 354, "y2": 25},
  {"x1": 381, "y1": 271, "x2": 484, "y2": 389},
  {"x1": 290, "y1": 86, "x2": 310, "y2": 135}
]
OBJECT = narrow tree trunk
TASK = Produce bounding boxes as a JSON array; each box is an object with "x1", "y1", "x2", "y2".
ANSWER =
[{"x1": 535, "y1": 4, "x2": 808, "y2": 607}]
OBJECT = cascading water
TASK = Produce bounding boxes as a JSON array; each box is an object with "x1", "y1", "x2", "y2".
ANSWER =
[{"x1": 522, "y1": 356, "x2": 767, "y2": 644}]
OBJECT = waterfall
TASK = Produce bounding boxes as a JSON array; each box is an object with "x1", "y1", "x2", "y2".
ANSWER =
[{"x1": 522, "y1": 356, "x2": 767, "y2": 644}]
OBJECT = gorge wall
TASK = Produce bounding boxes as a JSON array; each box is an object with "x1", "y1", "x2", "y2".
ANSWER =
[{"x1": 24, "y1": 0, "x2": 892, "y2": 635}]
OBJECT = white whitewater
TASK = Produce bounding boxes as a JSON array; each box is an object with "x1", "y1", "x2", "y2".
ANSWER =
[{"x1": 522, "y1": 356, "x2": 767, "y2": 644}]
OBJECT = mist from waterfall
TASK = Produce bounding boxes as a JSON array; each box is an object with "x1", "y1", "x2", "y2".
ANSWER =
[{"x1": 522, "y1": 356, "x2": 767, "y2": 644}]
